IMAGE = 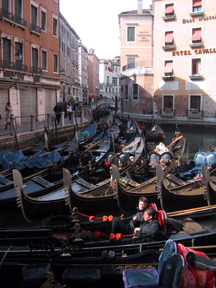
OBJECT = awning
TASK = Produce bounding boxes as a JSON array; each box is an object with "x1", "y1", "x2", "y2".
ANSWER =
[
  {"x1": 164, "y1": 62, "x2": 173, "y2": 73},
  {"x1": 193, "y1": 0, "x2": 202, "y2": 7},
  {"x1": 165, "y1": 4, "x2": 174, "y2": 14},
  {"x1": 165, "y1": 32, "x2": 173, "y2": 43},
  {"x1": 192, "y1": 29, "x2": 201, "y2": 41}
]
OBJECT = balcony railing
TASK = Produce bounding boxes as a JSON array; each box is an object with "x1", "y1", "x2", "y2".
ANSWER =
[
  {"x1": 163, "y1": 14, "x2": 175, "y2": 20},
  {"x1": 190, "y1": 74, "x2": 203, "y2": 80},
  {"x1": 31, "y1": 66, "x2": 42, "y2": 74},
  {"x1": 122, "y1": 60, "x2": 146, "y2": 71},
  {"x1": 163, "y1": 44, "x2": 175, "y2": 50},
  {"x1": 0, "y1": 60, "x2": 28, "y2": 72},
  {"x1": 0, "y1": 9, "x2": 27, "y2": 27},
  {"x1": 30, "y1": 23, "x2": 42, "y2": 35}
]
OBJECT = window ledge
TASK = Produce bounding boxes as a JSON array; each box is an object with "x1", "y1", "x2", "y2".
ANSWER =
[
  {"x1": 163, "y1": 15, "x2": 175, "y2": 20},
  {"x1": 190, "y1": 75, "x2": 203, "y2": 80},
  {"x1": 190, "y1": 11, "x2": 203, "y2": 17}
]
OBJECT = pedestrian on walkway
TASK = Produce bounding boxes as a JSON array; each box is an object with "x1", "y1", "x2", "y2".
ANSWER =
[
  {"x1": 67, "y1": 101, "x2": 72, "y2": 120},
  {"x1": 5, "y1": 102, "x2": 12, "y2": 130},
  {"x1": 54, "y1": 102, "x2": 63, "y2": 125}
]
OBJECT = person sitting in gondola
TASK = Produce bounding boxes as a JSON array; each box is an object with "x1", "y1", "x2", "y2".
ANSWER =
[
  {"x1": 134, "y1": 207, "x2": 159, "y2": 238},
  {"x1": 111, "y1": 197, "x2": 149, "y2": 235}
]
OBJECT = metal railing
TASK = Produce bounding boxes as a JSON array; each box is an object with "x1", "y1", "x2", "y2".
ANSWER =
[
  {"x1": 0, "y1": 9, "x2": 27, "y2": 27},
  {"x1": 0, "y1": 109, "x2": 92, "y2": 137},
  {"x1": 122, "y1": 60, "x2": 147, "y2": 71}
]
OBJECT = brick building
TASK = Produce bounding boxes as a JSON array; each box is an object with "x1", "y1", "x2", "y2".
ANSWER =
[
  {"x1": 88, "y1": 48, "x2": 99, "y2": 101},
  {"x1": 0, "y1": 0, "x2": 60, "y2": 123}
]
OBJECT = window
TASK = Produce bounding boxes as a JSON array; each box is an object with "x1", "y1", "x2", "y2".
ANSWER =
[
  {"x1": 189, "y1": 95, "x2": 201, "y2": 112},
  {"x1": 192, "y1": 58, "x2": 201, "y2": 75},
  {"x1": 61, "y1": 40, "x2": 65, "y2": 53},
  {"x1": 127, "y1": 27, "x2": 135, "y2": 42},
  {"x1": 133, "y1": 84, "x2": 139, "y2": 100},
  {"x1": 3, "y1": 37, "x2": 11, "y2": 69},
  {"x1": 164, "y1": 31, "x2": 174, "y2": 48},
  {"x1": 112, "y1": 77, "x2": 117, "y2": 86},
  {"x1": 164, "y1": 60, "x2": 174, "y2": 77},
  {"x1": 53, "y1": 54, "x2": 58, "y2": 72},
  {"x1": 2, "y1": 0, "x2": 10, "y2": 16},
  {"x1": 42, "y1": 50, "x2": 47, "y2": 71},
  {"x1": 14, "y1": 0, "x2": 22, "y2": 25},
  {"x1": 125, "y1": 85, "x2": 128, "y2": 100},
  {"x1": 31, "y1": 4, "x2": 37, "y2": 29},
  {"x1": 163, "y1": 95, "x2": 174, "y2": 111},
  {"x1": 32, "y1": 47, "x2": 38, "y2": 73},
  {"x1": 191, "y1": 28, "x2": 202, "y2": 46},
  {"x1": 107, "y1": 76, "x2": 109, "y2": 85},
  {"x1": 41, "y1": 10, "x2": 46, "y2": 31},
  {"x1": 15, "y1": 42, "x2": 23, "y2": 70},
  {"x1": 53, "y1": 17, "x2": 58, "y2": 36},
  {"x1": 192, "y1": 0, "x2": 202, "y2": 12},
  {"x1": 127, "y1": 58, "x2": 135, "y2": 69},
  {"x1": 164, "y1": 3, "x2": 174, "y2": 15},
  {"x1": 68, "y1": 86, "x2": 71, "y2": 95},
  {"x1": 67, "y1": 45, "x2": 70, "y2": 57}
]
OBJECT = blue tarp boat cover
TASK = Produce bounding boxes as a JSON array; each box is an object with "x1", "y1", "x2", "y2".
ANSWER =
[
  {"x1": 23, "y1": 150, "x2": 61, "y2": 169},
  {"x1": 0, "y1": 151, "x2": 27, "y2": 170}
]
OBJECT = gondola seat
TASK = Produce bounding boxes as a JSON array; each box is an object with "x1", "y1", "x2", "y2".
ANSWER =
[
  {"x1": 22, "y1": 263, "x2": 51, "y2": 287},
  {"x1": 193, "y1": 152, "x2": 207, "y2": 167},
  {"x1": 123, "y1": 253, "x2": 184, "y2": 288},
  {"x1": 62, "y1": 267, "x2": 101, "y2": 287},
  {"x1": 122, "y1": 239, "x2": 178, "y2": 288}
]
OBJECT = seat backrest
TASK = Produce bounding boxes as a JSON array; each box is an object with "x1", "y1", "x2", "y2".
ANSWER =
[
  {"x1": 149, "y1": 152, "x2": 160, "y2": 163},
  {"x1": 149, "y1": 203, "x2": 158, "y2": 211},
  {"x1": 158, "y1": 239, "x2": 177, "y2": 276},
  {"x1": 156, "y1": 210, "x2": 167, "y2": 232},
  {"x1": 206, "y1": 151, "x2": 216, "y2": 167},
  {"x1": 159, "y1": 253, "x2": 184, "y2": 288},
  {"x1": 193, "y1": 152, "x2": 206, "y2": 167}
]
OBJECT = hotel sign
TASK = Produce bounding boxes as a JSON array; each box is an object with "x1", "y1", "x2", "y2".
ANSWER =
[
  {"x1": 183, "y1": 14, "x2": 216, "y2": 24},
  {"x1": 172, "y1": 48, "x2": 216, "y2": 56}
]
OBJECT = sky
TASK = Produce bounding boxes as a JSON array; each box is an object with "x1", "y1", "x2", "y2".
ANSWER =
[{"x1": 59, "y1": 0, "x2": 152, "y2": 60}]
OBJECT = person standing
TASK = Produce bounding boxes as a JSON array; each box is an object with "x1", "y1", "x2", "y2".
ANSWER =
[
  {"x1": 67, "y1": 101, "x2": 72, "y2": 120},
  {"x1": 5, "y1": 102, "x2": 12, "y2": 130},
  {"x1": 54, "y1": 102, "x2": 63, "y2": 125}
]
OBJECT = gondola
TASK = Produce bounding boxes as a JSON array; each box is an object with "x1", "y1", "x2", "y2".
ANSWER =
[
  {"x1": 0, "y1": 238, "x2": 214, "y2": 288},
  {"x1": 115, "y1": 132, "x2": 186, "y2": 212}
]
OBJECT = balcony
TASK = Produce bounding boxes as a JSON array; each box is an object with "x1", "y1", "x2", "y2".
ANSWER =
[
  {"x1": 0, "y1": 60, "x2": 28, "y2": 72},
  {"x1": 190, "y1": 74, "x2": 203, "y2": 80},
  {"x1": 122, "y1": 60, "x2": 147, "y2": 71},
  {"x1": 31, "y1": 66, "x2": 42, "y2": 74},
  {"x1": 163, "y1": 74, "x2": 174, "y2": 81},
  {"x1": 163, "y1": 44, "x2": 175, "y2": 50},
  {"x1": 161, "y1": 108, "x2": 175, "y2": 118},
  {"x1": 163, "y1": 14, "x2": 175, "y2": 21},
  {"x1": 187, "y1": 109, "x2": 203, "y2": 118},
  {"x1": 190, "y1": 11, "x2": 203, "y2": 17},
  {"x1": 0, "y1": 9, "x2": 27, "y2": 28},
  {"x1": 190, "y1": 41, "x2": 203, "y2": 48},
  {"x1": 30, "y1": 23, "x2": 42, "y2": 35}
]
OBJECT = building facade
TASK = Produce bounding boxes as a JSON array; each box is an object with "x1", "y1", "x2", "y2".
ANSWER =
[
  {"x1": 59, "y1": 12, "x2": 80, "y2": 103},
  {"x1": 0, "y1": 0, "x2": 60, "y2": 123},
  {"x1": 99, "y1": 58, "x2": 121, "y2": 100},
  {"x1": 88, "y1": 48, "x2": 99, "y2": 101},
  {"x1": 153, "y1": 0, "x2": 216, "y2": 123},
  {"x1": 78, "y1": 40, "x2": 89, "y2": 105},
  {"x1": 118, "y1": 0, "x2": 154, "y2": 119}
]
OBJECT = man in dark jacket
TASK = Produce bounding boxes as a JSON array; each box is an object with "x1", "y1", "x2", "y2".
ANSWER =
[
  {"x1": 134, "y1": 207, "x2": 159, "y2": 238},
  {"x1": 111, "y1": 197, "x2": 149, "y2": 234},
  {"x1": 54, "y1": 102, "x2": 63, "y2": 124}
]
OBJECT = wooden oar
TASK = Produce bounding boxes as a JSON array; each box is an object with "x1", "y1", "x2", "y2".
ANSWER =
[{"x1": 167, "y1": 135, "x2": 183, "y2": 148}]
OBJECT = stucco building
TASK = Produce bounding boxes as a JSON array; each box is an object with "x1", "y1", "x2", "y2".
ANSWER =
[
  {"x1": 78, "y1": 40, "x2": 89, "y2": 105},
  {"x1": 99, "y1": 57, "x2": 121, "y2": 100},
  {"x1": 0, "y1": 0, "x2": 60, "y2": 123},
  {"x1": 154, "y1": 0, "x2": 216, "y2": 123},
  {"x1": 118, "y1": 0, "x2": 154, "y2": 120}
]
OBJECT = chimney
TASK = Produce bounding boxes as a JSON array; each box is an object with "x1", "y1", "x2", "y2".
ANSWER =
[{"x1": 138, "y1": 0, "x2": 143, "y2": 14}]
